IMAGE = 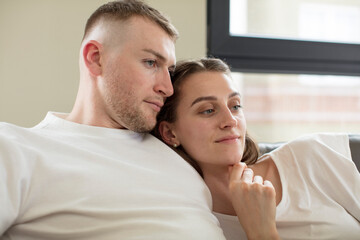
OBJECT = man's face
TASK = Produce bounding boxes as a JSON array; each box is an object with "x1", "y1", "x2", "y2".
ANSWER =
[{"x1": 100, "y1": 17, "x2": 176, "y2": 132}]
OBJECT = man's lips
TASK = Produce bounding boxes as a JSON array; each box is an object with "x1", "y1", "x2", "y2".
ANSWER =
[
  {"x1": 215, "y1": 135, "x2": 240, "y2": 143},
  {"x1": 145, "y1": 100, "x2": 163, "y2": 112}
]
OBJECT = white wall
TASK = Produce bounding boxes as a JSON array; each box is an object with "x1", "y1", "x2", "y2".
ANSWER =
[{"x1": 0, "y1": 0, "x2": 206, "y2": 127}]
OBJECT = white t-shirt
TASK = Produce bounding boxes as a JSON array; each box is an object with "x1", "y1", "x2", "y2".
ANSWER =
[
  {"x1": 0, "y1": 112, "x2": 225, "y2": 240},
  {"x1": 215, "y1": 133, "x2": 360, "y2": 240}
]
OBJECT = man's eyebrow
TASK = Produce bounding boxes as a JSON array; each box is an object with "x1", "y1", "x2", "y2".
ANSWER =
[
  {"x1": 143, "y1": 49, "x2": 166, "y2": 61},
  {"x1": 143, "y1": 49, "x2": 175, "y2": 69},
  {"x1": 190, "y1": 92, "x2": 241, "y2": 107},
  {"x1": 229, "y1": 92, "x2": 241, "y2": 98}
]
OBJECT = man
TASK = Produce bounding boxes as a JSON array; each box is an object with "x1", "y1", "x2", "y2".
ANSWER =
[{"x1": 0, "y1": 1, "x2": 225, "y2": 239}]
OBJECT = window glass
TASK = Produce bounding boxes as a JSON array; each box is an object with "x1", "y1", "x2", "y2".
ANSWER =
[
  {"x1": 232, "y1": 72, "x2": 360, "y2": 142},
  {"x1": 230, "y1": 0, "x2": 360, "y2": 44}
]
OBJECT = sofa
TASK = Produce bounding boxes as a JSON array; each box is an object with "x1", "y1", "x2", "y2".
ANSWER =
[{"x1": 258, "y1": 134, "x2": 360, "y2": 172}]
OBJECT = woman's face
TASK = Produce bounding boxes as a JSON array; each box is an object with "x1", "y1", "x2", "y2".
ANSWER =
[{"x1": 170, "y1": 71, "x2": 246, "y2": 172}]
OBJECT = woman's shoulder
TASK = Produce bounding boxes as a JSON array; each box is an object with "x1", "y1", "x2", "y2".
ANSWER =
[
  {"x1": 268, "y1": 133, "x2": 349, "y2": 158},
  {"x1": 267, "y1": 132, "x2": 353, "y2": 175},
  {"x1": 287, "y1": 132, "x2": 348, "y2": 148}
]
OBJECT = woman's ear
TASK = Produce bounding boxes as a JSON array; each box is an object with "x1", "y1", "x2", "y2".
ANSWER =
[
  {"x1": 158, "y1": 121, "x2": 178, "y2": 146},
  {"x1": 82, "y1": 40, "x2": 102, "y2": 76}
]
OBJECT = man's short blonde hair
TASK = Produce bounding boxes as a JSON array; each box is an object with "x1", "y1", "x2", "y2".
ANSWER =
[{"x1": 82, "y1": 0, "x2": 178, "y2": 41}]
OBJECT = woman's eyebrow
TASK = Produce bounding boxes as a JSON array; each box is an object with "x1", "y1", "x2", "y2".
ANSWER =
[
  {"x1": 191, "y1": 96, "x2": 217, "y2": 107},
  {"x1": 190, "y1": 92, "x2": 240, "y2": 107}
]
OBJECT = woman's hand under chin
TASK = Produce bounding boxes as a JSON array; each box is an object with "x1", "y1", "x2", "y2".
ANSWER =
[{"x1": 228, "y1": 162, "x2": 280, "y2": 240}]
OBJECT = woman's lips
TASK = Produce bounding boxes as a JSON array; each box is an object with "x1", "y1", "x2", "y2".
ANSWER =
[{"x1": 215, "y1": 135, "x2": 240, "y2": 143}]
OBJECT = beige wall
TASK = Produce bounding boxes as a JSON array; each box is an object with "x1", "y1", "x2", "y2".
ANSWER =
[{"x1": 0, "y1": 0, "x2": 206, "y2": 127}]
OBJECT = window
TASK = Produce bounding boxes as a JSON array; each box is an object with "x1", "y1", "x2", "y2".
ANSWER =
[
  {"x1": 229, "y1": 0, "x2": 360, "y2": 44},
  {"x1": 207, "y1": 0, "x2": 360, "y2": 141},
  {"x1": 233, "y1": 72, "x2": 360, "y2": 142},
  {"x1": 207, "y1": 0, "x2": 360, "y2": 75}
]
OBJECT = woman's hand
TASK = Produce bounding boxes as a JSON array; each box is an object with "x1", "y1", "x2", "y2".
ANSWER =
[{"x1": 228, "y1": 162, "x2": 280, "y2": 240}]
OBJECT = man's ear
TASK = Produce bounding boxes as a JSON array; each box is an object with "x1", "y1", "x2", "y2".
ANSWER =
[
  {"x1": 158, "y1": 121, "x2": 178, "y2": 146},
  {"x1": 82, "y1": 40, "x2": 102, "y2": 76}
]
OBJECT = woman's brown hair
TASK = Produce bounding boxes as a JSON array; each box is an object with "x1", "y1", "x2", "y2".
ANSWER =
[{"x1": 152, "y1": 58, "x2": 259, "y2": 177}]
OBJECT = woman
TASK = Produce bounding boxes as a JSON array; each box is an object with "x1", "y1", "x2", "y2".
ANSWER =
[{"x1": 153, "y1": 58, "x2": 360, "y2": 240}]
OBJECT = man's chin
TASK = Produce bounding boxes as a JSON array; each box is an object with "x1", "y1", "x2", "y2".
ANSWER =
[{"x1": 131, "y1": 118, "x2": 156, "y2": 133}]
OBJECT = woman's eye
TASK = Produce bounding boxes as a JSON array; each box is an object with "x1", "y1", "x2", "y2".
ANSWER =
[{"x1": 201, "y1": 109, "x2": 215, "y2": 115}]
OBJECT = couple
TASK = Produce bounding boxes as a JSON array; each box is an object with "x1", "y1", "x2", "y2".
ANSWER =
[{"x1": 0, "y1": 0, "x2": 359, "y2": 239}]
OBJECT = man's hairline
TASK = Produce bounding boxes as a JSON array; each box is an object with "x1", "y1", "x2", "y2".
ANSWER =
[
  {"x1": 81, "y1": 16, "x2": 177, "y2": 69},
  {"x1": 82, "y1": 15, "x2": 177, "y2": 45}
]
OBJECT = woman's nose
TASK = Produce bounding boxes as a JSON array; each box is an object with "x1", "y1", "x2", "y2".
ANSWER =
[{"x1": 219, "y1": 109, "x2": 237, "y2": 129}]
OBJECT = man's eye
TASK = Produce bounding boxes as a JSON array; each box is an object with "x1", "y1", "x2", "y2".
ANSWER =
[
  {"x1": 232, "y1": 105, "x2": 242, "y2": 110},
  {"x1": 145, "y1": 60, "x2": 156, "y2": 68}
]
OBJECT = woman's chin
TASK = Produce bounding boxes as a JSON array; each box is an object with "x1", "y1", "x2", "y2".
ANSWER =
[{"x1": 226, "y1": 156, "x2": 243, "y2": 166}]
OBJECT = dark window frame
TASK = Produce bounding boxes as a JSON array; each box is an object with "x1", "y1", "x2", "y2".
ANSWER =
[{"x1": 207, "y1": 0, "x2": 360, "y2": 76}]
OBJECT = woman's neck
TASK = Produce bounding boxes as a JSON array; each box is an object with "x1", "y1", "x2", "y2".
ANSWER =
[{"x1": 202, "y1": 166, "x2": 237, "y2": 216}]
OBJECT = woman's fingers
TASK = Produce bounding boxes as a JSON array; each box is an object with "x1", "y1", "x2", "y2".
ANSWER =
[
  {"x1": 229, "y1": 163, "x2": 265, "y2": 185},
  {"x1": 253, "y1": 175, "x2": 263, "y2": 184},
  {"x1": 229, "y1": 163, "x2": 274, "y2": 193},
  {"x1": 242, "y1": 168, "x2": 254, "y2": 183},
  {"x1": 229, "y1": 162, "x2": 247, "y2": 183},
  {"x1": 228, "y1": 165, "x2": 278, "y2": 239},
  {"x1": 264, "y1": 179, "x2": 274, "y2": 188}
]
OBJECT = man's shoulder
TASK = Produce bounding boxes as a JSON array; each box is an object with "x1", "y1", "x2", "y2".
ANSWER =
[
  {"x1": 0, "y1": 121, "x2": 26, "y2": 137},
  {"x1": 0, "y1": 121, "x2": 40, "y2": 146}
]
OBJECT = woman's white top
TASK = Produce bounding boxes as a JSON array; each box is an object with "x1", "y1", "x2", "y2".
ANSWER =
[{"x1": 214, "y1": 133, "x2": 360, "y2": 240}]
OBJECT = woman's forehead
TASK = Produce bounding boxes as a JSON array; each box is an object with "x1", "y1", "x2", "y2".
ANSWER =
[
  {"x1": 181, "y1": 71, "x2": 237, "y2": 94},
  {"x1": 178, "y1": 71, "x2": 240, "y2": 107}
]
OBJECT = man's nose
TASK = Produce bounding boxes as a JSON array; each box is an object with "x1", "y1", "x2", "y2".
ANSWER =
[{"x1": 154, "y1": 68, "x2": 173, "y2": 97}]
